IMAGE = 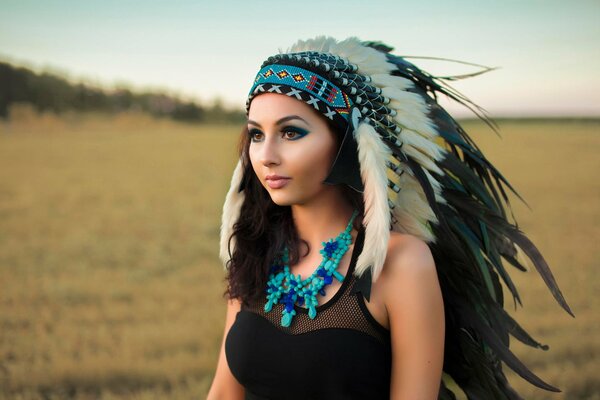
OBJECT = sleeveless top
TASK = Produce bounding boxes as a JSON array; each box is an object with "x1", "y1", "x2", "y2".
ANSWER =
[{"x1": 225, "y1": 227, "x2": 392, "y2": 400}]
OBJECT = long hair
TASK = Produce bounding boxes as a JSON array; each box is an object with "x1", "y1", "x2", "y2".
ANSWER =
[{"x1": 223, "y1": 117, "x2": 364, "y2": 307}]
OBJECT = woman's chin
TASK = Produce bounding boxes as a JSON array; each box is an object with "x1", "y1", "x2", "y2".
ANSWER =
[
  {"x1": 268, "y1": 191, "x2": 301, "y2": 207},
  {"x1": 269, "y1": 196, "x2": 294, "y2": 206}
]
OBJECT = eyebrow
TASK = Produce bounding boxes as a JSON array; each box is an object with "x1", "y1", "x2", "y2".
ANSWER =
[{"x1": 247, "y1": 115, "x2": 310, "y2": 128}]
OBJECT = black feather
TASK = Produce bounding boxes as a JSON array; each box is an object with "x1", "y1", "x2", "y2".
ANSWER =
[{"x1": 362, "y1": 40, "x2": 573, "y2": 399}]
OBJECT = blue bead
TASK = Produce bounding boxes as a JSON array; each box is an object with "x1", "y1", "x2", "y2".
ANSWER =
[
  {"x1": 264, "y1": 300, "x2": 273, "y2": 312},
  {"x1": 333, "y1": 270, "x2": 344, "y2": 282},
  {"x1": 282, "y1": 313, "x2": 292, "y2": 327}
]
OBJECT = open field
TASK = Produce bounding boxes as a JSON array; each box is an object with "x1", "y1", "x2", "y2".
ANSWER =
[{"x1": 0, "y1": 113, "x2": 598, "y2": 399}]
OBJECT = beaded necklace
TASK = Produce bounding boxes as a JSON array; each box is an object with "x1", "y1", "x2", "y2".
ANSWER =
[{"x1": 264, "y1": 210, "x2": 359, "y2": 327}]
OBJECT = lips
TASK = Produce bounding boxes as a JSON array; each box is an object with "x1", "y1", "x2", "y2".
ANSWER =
[{"x1": 265, "y1": 175, "x2": 291, "y2": 189}]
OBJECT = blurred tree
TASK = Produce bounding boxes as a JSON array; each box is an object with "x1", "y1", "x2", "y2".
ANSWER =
[{"x1": 0, "y1": 61, "x2": 245, "y2": 123}]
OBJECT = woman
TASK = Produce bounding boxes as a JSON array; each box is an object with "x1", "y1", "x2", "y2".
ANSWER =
[{"x1": 208, "y1": 36, "x2": 572, "y2": 400}]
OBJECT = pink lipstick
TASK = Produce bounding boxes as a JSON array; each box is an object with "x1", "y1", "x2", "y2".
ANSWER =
[{"x1": 266, "y1": 175, "x2": 291, "y2": 189}]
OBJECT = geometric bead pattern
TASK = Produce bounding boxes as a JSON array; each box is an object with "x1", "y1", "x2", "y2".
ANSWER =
[{"x1": 248, "y1": 64, "x2": 353, "y2": 122}]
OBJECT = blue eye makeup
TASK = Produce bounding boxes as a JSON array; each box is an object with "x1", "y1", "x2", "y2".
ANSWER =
[{"x1": 282, "y1": 126, "x2": 310, "y2": 140}]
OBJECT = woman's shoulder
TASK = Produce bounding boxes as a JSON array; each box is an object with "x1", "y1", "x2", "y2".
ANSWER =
[
  {"x1": 386, "y1": 231, "x2": 434, "y2": 268},
  {"x1": 378, "y1": 231, "x2": 438, "y2": 294},
  {"x1": 364, "y1": 231, "x2": 441, "y2": 331}
]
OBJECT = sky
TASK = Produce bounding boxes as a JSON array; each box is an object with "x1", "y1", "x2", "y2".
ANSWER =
[{"x1": 1, "y1": 0, "x2": 599, "y2": 117}]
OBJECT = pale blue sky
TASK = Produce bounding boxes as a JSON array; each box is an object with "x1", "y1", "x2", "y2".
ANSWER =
[{"x1": 1, "y1": 0, "x2": 599, "y2": 116}]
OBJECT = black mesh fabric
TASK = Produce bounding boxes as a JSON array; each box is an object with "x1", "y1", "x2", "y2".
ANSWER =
[{"x1": 225, "y1": 227, "x2": 393, "y2": 399}]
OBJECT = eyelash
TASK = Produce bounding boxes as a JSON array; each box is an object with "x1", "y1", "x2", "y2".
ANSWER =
[{"x1": 248, "y1": 127, "x2": 308, "y2": 142}]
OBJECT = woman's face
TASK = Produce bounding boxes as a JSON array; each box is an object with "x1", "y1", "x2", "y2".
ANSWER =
[{"x1": 247, "y1": 93, "x2": 339, "y2": 207}]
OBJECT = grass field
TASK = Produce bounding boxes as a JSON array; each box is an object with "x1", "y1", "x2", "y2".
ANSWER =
[{"x1": 0, "y1": 111, "x2": 598, "y2": 399}]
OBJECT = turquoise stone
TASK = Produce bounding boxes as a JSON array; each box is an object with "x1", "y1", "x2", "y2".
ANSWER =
[
  {"x1": 264, "y1": 300, "x2": 273, "y2": 312},
  {"x1": 282, "y1": 313, "x2": 293, "y2": 327},
  {"x1": 333, "y1": 270, "x2": 345, "y2": 282}
]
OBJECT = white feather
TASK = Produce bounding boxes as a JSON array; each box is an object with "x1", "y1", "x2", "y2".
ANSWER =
[
  {"x1": 400, "y1": 128, "x2": 446, "y2": 162},
  {"x1": 353, "y1": 122, "x2": 392, "y2": 283},
  {"x1": 402, "y1": 143, "x2": 444, "y2": 175},
  {"x1": 388, "y1": 99, "x2": 438, "y2": 140},
  {"x1": 422, "y1": 168, "x2": 446, "y2": 203},
  {"x1": 371, "y1": 74, "x2": 414, "y2": 91},
  {"x1": 219, "y1": 159, "x2": 245, "y2": 268},
  {"x1": 396, "y1": 173, "x2": 437, "y2": 219},
  {"x1": 289, "y1": 36, "x2": 395, "y2": 76},
  {"x1": 383, "y1": 88, "x2": 428, "y2": 112},
  {"x1": 391, "y1": 167, "x2": 438, "y2": 242},
  {"x1": 393, "y1": 216, "x2": 436, "y2": 242}
]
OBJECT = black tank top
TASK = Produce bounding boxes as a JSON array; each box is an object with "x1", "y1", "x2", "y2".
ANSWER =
[{"x1": 225, "y1": 227, "x2": 392, "y2": 399}]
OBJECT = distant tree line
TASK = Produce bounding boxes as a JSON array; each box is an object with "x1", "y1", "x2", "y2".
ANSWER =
[{"x1": 0, "y1": 61, "x2": 245, "y2": 123}]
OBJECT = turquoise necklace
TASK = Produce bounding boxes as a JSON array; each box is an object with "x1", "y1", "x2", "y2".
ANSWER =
[{"x1": 264, "y1": 210, "x2": 358, "y2": 327}]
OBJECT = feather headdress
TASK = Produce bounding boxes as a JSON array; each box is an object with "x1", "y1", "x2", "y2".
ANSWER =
[{"x1": 220, "y1": 36, "x2": 573, "y2": 399}]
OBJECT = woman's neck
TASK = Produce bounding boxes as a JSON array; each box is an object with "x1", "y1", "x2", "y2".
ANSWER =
[{"x1": 290, "y1": 190, "x2": 356, "y2": 258}]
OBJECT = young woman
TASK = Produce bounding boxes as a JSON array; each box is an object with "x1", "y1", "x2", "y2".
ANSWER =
[{"x1": 208, "y1": 36, "x2": 572, "y2": 400}]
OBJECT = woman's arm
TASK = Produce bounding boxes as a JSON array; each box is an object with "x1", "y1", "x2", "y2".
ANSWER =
[
  {"x1": 206, "y1": 298, "x2": 245, "y2": 400},
  {"x1": 383, "y1": 235, "x2": 445, "y2": 400}
]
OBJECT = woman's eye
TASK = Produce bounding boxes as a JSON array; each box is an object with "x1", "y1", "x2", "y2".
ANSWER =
[
  {"x1": 283, "y1": 130, "x2": 299, "y2": 140},
  {"x1": 282, "y1": 127, "x2": 309, "y2": 140},
  {"x1": 248, "y1": 129, "x2": 263, "y2": 142},
  {"x1": 248, "y1": 127, "x2": 308, "y2": 142}
]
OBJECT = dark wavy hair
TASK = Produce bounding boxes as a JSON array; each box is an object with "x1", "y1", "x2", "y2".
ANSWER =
[{"x1": 223, "y1": 115, "x2": 365, "y2": 307}]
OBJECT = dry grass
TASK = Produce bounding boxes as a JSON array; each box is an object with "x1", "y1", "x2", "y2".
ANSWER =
[{"x1": 0, "y1": 112, "x2": 597, "y2": 399}]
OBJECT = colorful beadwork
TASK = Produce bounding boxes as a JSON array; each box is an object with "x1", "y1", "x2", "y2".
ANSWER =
[
  {"x1": 248, "y1": 64, "x2": 353, "y2": 123},
  {"x1": 264, "y1": 210, "x2": 358, "y2": 327}
]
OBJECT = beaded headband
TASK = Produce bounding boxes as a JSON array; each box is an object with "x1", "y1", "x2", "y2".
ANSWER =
[{"x1": 247, "y1": 64, "x2": 354, "y2": 128}]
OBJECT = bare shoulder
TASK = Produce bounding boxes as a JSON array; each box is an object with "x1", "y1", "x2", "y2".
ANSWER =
[
  {"x1": 379, "y1": 231, "x2": 440, "y2": 306},
  {"x1": 385, "y1": 231, "x2": 436, "y2": 275}
]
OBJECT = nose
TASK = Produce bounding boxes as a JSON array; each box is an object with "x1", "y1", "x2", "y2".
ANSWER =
[{"x1": 258, "y1": 134, "x2": 281, "y2": 167}]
